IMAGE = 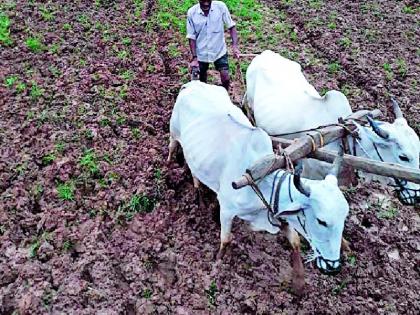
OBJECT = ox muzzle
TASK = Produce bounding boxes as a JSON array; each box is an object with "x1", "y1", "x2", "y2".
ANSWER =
[
  {"x1": 316, "y1": 257, "x2": 341, "y2": 275},
  {"x1": 393, "y1": 179, "x2": 420, "y2": 206}
]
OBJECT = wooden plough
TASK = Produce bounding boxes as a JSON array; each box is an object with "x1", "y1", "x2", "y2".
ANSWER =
[{"x1": 232, "y1": 109, "x2": 420, "y2": 189}]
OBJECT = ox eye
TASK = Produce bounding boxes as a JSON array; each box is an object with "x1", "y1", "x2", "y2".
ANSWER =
[
  {"x1": 317, "y1": 218, "x2": 327, "y2": 227},
  {"x1": 399, "y1": 155, "x2": 410, "y2": 162}
]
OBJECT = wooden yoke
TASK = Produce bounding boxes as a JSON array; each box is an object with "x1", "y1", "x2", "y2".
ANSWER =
[{"x1": 232, "y1": 109, "x2": 382, "y2": 189}]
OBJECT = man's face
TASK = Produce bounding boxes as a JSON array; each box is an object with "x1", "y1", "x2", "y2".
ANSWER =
[{"x1": 199, "y1": 0, "x2": 212, "y2": 13}]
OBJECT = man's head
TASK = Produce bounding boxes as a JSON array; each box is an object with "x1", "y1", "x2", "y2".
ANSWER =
[{"x1": 199, "y1": 0, "x2": 212, "y2": 14}]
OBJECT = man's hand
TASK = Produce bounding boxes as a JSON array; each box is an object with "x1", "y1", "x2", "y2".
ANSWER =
[
  {"x1": 232, "y1": 45, "x2": 240, "y2": 59},
  {"x1": 189, "y1": 57, "x2": 199, "y2": 69}
]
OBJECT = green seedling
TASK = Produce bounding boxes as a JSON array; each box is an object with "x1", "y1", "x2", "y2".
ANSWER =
[{"x1": 16, "y1": 81, "x2": 26, "y2": 92}]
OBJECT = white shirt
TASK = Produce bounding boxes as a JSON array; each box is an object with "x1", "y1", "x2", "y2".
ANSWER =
[{"x1": 186, "y1": 1, "x2": 236, "y2": 63}]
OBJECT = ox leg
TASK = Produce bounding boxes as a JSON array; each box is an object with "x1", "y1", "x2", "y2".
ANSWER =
[
  {"x1": 284, "y1": 225, "x2": 305, "y2": 295},
  {"x1": 217, "y1": 209, "x2": 233, "y2": 260},
  {"x1": 193, "y1": 176, "x2": 205, "y2": 209},
  {"x1": 167, "y1": 136, "x2": 179, "y2": 163}
]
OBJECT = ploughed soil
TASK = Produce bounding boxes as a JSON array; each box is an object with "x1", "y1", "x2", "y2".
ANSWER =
[{"x1": 0, "y1": 1, "x2": 419, "y2": 314}]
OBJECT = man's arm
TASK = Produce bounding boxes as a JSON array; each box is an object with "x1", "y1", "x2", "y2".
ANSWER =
[
  {"x1": 221, "y1": 3, "x2": 240, "y2": 59},
  {"x1": 186, "y1": 13, "x2": 199, "y2": 68},
  {"x1": 229, "y1": 26, "x2": 240, "y2": 59}
]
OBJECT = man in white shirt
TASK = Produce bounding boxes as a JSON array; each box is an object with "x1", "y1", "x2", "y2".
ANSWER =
[{"x1": 187, "y1": 0, "x2": 240, "y2": 90}]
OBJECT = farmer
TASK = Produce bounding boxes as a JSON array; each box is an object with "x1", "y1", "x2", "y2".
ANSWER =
[{"x1": 187, "y1": 0, "x2": 240, "y2": 90}]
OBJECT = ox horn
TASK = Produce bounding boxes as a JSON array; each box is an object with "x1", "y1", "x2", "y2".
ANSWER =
[
  {"x1": 328, "y1": 146, "x2": 344, "y2": 177},
  {"x1": 293, "y1": 161, "x2": 311, "y2": 197},
  {"x1": 367, "y1": 115, "x2": 389, "y2": 139},
  {"x1": 391, "y1": 97, "x2": 403, "y2": 119}
]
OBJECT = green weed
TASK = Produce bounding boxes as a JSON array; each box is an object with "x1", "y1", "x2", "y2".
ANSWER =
[
  {"x1": 347, "y1": 253, "x2": 356, "y2": 267},
  {"x1": 77, "y1": 14, "x2": 91, "y2": 30},
  {"x1": 402, "y1": 6, "x2": 416, "y2": 14},
  {"x1": 4, "y1": 75, "x2": 18, "y2": 87},
  {"x1": 49, "y1": 42, "x2": 60, "y2": 54},
  {"x1": 26, "y1": 37, "x2": 44, "y2": 52},
  {"x1": 39, "y1": 5, "x2": 55, "y2": 21},
  {"x1": 117, "y1": 49, "x2": 129, "y2": 59},
  {"x1": 49, "y1": 65, "x2": 61, "y2": 77},
  {"x1": 62, "y1": 240, "x2": 73, "y2": 252},
  {"x1": 122, "y1": 37, "x2": 132, "y2": 45},
  {"x1": 205, "y1": 281, "x2": 218, "y2": 307},
  {"x1": 30, "y1": 81, "x2": 44, "y2": 100},
  {"x1": 29, "y1": 240, "x2": 40, "y2": 258},
  {"x1": 79, "y1": 149, "x2": 100, "y2": 175},
  {"x1": 332, "y1": 278, "x2": 348, "y2": 295},
  {"x1": 328, "y1": 61, "x2": 340, "y2": 74},
  {"x1": 63, "y1": 23, "x2": 71, "y2": 31},
  {"x1": 42, "y1": 152, "x2": 56, "y2": 166},
  {"x1": 308, "y1": 0, "x2": 323, "y2": 10},
  {"x1": 16, "y1": 82, "x2": 26, "y2": 93},
  {"x1": 338, "y1": 37, "x2": 352, "y2": 48},
  {"x1": 396, "y1": 58, "x2": 407, "y2": 77},
  {"x1": 378, "y1": 207, "x2": 398, "y2": 219},
  {"x1": 55, "y1": 142, "x2": 66, "y2": 153},
  {"x1": 120, "y1": 69, "x2": 134, "y2": 81},
  {"x1": 142, "y1": 288, "x2": 153, "y2": 299},
  {"x1": 168, "y1": 43, "x2": 180, "y2": 57},
  {"x1": 0, "y1": 13, "x2": 13, "y2": 46},
  {"x1": 383, "y1": 63, "x2": 393, "y2": 80},
  {"x1": 57, "y1": 181, "x2": 75, "y2": 201},
  {"x1": 131, "y1": 127, "x2": 141, "y2": 139}
]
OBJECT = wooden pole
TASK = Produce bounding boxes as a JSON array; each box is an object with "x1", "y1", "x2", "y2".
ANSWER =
[
  {"x1": 232, "y1": 109, "x2": 382, "y2": 189},
  {"x1": 272, "y1": 137, "x2": 420, "y2": 184}
]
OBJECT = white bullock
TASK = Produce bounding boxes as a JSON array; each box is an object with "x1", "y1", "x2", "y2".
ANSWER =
[
  {"x1": 246, "y1": 50, "x2": 420, "y2": 205},
  {"x1": 168, "y1": 81, "x2": 350, "y2": 291}
]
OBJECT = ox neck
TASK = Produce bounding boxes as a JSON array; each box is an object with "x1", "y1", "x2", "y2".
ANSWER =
[{"x1": 258, "y1": 171, "x2": 305, "y2": 212}]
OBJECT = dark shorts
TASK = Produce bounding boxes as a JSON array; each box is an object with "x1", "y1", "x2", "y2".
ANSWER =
[{"x1": 199, "y1": 53, "x2": 229, "y2": 73}]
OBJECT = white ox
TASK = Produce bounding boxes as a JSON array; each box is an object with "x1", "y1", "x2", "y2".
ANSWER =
[
  {"x1": 246, "y1": 50, "x2": 420, "y2": 205},
  {"x1": 168, "y1": 81, "x2": 350, "y2": 290}
]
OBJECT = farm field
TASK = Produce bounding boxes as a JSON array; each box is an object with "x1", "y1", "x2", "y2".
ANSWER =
[{"x1": 0, "y1": 0, "x2": 419, "y2": 313}]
